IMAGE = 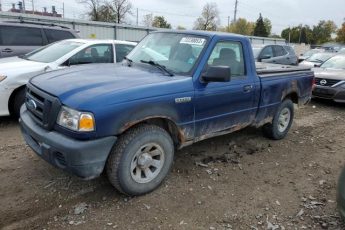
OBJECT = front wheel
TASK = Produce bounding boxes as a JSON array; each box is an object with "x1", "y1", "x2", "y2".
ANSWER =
[
  {"x1": 263, "y1": 99, "x2": 294, "y2": 140},
  {"x1": 106, "y1": 124, "x2": 174, "y2": 196}
]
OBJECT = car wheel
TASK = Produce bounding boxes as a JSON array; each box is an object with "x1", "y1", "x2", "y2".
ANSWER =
[
  {"x1": 12, "y1": 88, "x2": 26, "y2": 118},
  {"x1": 106, "y1": 124, "x2": 174, "y2": 196},
  {"x1": 263, "y1": 99, "x2": 294, "y2": 140}
]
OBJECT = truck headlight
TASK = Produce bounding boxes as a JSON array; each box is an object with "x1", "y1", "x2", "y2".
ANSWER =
[
  {"x1": 57, "y1": 106, "x2": 95, "y2": 132},
  {"x1": 0, "y1": 75, "x2": 7, "y2": 82}
]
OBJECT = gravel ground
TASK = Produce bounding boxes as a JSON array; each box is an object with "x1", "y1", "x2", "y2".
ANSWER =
[{"x1": 0, "y1": 99, "x2": 344, "y2": 230}]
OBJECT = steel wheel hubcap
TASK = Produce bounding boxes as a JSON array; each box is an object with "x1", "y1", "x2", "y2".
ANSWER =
[
  {"x1": 278, "y1": 107, "x2": 291, "y2": 132},
  {"x1": 130, "y1": 143, "x2": 165, "y2": 183}
]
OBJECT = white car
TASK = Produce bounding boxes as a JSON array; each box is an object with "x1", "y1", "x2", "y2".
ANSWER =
[{"x1": 0, "y1": 39, "x2": 137, "y2": 117}]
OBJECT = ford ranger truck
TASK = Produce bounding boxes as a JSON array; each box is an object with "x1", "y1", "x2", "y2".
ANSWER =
[{"x1": 20, "y1": 31, "x2": 314, "y2": 196}]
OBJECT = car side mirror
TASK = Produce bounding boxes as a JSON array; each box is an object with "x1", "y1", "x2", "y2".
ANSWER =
[
  {"x1": 202, "y1": 66, "x2": 231, "y2": 82},
  {"x1": 314, "y1": 63, "x2": 321, "y2": 68},
  {"x1": 261, "y1": 54, "x2": 272, "y2": 60}
]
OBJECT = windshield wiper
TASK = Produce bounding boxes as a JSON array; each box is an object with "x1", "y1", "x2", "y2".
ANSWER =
[
  {"x1": 311, "y1": 58, "x2": 324, "y2": 63},
  {"x1": 140, "y1": 60, "x2": 174, "y2": 76}
]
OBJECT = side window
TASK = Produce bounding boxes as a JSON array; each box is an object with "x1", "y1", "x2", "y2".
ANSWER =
[
  {"x1": 207, "y1": 41, "x2": 245, "y2": 77},
  {"x1": 274, "y1": 45, "x2": 288, "y2": 57},
  {"x1": 69, "y1": 44, "x2": 113, "y2": 65},
  {"x1": 115, "y1": 44, "x2": 135, "y2": 62},
  {"x1": 44, "y1": 29, "x2": 75, "y2": 43},
  {"x1": 260, "y1": 46, "x2": 274, "y2": 58},
  {"x1": 1, "y1": 26, "x2": 43, "y2": 46}
]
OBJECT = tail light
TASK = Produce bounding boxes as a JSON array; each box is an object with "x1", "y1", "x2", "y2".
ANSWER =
[{"x1": 312, "y1": 77, "x2": 316, "y2": 90}]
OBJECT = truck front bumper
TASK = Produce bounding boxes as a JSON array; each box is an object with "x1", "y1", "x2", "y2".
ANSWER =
[{"x1": 20, "y1": 105, "x2": 117, "y2": 179}]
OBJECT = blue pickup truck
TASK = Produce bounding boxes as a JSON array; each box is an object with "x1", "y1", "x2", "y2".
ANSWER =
[{"x1": 20, "y1": 31, "x2": 314, "y2": 195}]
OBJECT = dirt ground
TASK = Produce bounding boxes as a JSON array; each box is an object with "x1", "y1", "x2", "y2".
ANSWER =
[{"x1": 1, "y1": 99, "x2": 345, "y2": 230}]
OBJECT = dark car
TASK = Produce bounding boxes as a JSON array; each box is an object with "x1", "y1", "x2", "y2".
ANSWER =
[
  {"x1": 337, "y1": 166, "x2": 345, "y2": 220},
  {"x1": 312, "y1": 55, "x2": 345, "y2": 103},
  {"x1": 0, "y1": 21, "x2": 79, "y2": 58},
  {"x1": 253, "y1": 44, "x2": 298, "y2": 65}
]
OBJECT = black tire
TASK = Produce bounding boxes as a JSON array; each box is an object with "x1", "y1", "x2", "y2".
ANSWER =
[
  {"x1": 106, "y1": 124, "x2": 174, "y2": 196},
  {"x1": 263, "y1": 99, "x2": 294, "y2": 140},
  {"x1": 12, "y1": 88, "x2": 26, "y2": 118}
]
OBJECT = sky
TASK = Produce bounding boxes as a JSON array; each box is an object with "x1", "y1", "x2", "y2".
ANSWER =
[{"x1": 1, "y1": 0, "x2": 344, "y2": 35}]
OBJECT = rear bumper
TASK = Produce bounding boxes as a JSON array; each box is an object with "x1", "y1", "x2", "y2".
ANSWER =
[
  {"x1": 20, "y1": 105, "x2": 117, "y2": 179},
  {"x1": 337, "y1": 166, "x2": 345, "y2": 220},
  {"x1": 313, "y1": 85, "x2": 345, "y2": 103}
]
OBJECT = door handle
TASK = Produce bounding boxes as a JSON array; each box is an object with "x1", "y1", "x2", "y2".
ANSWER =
[
  {"x1": 2, "y1": 48, "x2": 13, "y2": 53},
  {"x1": 243, "y1": 85, "x2": 253, "y2": 92}
]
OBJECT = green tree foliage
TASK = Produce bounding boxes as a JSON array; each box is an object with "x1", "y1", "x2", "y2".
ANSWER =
[
  {"x1": 226, "y1": 18, "x2": 254, "y2": 35},
  {"x1": 193, "y1": 3, "x2": 220, "y2": 31},
  {"x1": 263, "y1": 18, "x2": 272, "y2": 35},
  {"x1": 152, "y1": 16, "x2": 172, "y2": 29},
  {"x1": 281, "y1": 21, "x2": 337, "y2": 44},
  {"x1": 336, "y1": 22, "x2": 345, "y2": 43},
  {"x1": 253, "y1": 13, "x2": 268, "y2": 37}
]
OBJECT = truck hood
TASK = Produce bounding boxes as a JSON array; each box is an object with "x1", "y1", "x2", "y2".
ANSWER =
[
  {"x1": 30, "y1": 64, "x2": 191, "y2": 109},
  {"x1": 313, "y1": 68, "x2": 345, "y2": 80}
]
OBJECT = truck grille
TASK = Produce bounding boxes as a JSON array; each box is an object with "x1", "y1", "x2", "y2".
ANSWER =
[
  {"x1": 25, "y1": 83, "x2": 61, "y2": 130},
  {"x1": 315, "y1": 78, "x2": 341, "y2": 87}
]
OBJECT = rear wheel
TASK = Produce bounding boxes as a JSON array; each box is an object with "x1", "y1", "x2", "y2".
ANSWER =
[
  {"x1": 263, "y1": 99, "x2": 294, "y2": 140},
  {"x1": 106, "y1": 124, "x2": 174, "y2": 196},
  {"x1": 11, "y1": 88, "x2": 26, "y2": 118}
]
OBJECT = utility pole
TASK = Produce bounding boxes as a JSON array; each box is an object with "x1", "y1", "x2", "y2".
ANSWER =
[
  {"x1": 22, "y1": 0, "x2": 26, "y2": 12},
  {"x1": 227, "y1": 16, "x2": 230, "y2": 31},
  {"x1": 136, "y1": 8, "x2": 139, "y2": 25},
  {"x1": 233, "y1": 0, "x2": 238, "y2": 22},
  {"x1": 31, "y1": 0, "x2": 34, "y2": 14},
  {"x1": 63, "y1": 2, "x2": 65, "y2": 18}
]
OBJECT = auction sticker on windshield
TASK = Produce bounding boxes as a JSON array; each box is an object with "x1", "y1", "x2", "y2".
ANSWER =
[{"x1": 180, "y1": 37, "x2": 206, "y2": 46}]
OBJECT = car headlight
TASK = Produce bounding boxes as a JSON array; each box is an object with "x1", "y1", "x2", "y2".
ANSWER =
[
  {"x1": 57, "y1": 106, "x2": 95, "y2": 132},
  {"x1": 0, "y1": 75, "x2": 7, "y2": 82}
]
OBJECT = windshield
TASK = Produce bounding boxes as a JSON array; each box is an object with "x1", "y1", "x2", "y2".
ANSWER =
[
  {"x1": 306, "y1": 53, "x2": 334, "y2": 63},
  {"x1": 23, "y1": 40, "x2": 84, "y2": 63},
  {"x1": 320, "y1": 55, "x2": 345, "y2": 69},
  {"x1": 127, "y1": 33, "x2": 208, "y2": 75},
  {"x1": 303, "y1": 49, "x2": 322, "y2": 57}
]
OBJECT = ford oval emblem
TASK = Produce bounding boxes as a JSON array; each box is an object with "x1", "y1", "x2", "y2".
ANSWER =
[
  {"x1": 320, "y1": 79, "x2": 327, "y2": 86},
  {"x1": 27, "y1": 99, "x2": 37, "y2": 110}
]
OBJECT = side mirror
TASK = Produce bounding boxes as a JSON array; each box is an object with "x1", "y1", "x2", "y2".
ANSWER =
[
  {"x1": 202, "y1": 66, "x2": 231, "y2": 82},
  {"x1": 314, "y1": 63, "x2": 321, "y2": 68},
  {"x1": 261, "y1": 54, "x2": 272, "y2": 60}
]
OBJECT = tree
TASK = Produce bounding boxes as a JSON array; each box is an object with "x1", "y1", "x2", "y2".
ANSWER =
[
  {"x1": 263, "y1": 18, "x2": 272, "y2": 36},
  {"x1": 176, "y1": 25, "x2": 186, "y2": 30},
  {"x1": 253, "y1": 13, "x2": 268, "y2": 37},
  {"x1": 142, "y1": 13, "x2": 153, "y2": 27},
  {"x1": 110, "y1": 0, "x2": 133, "y2": 23},
  {"x1": 226, "y1": 18, "x2": 254, "y2": 35},
  {"x1": 281, "y1": 25, "x2": 313, "y2": 44},
  {"x1": 336, "y1": 22, "x2": 345, "y2": 43},
  {"x1": 152, "y1": 16, "x2": 171, "y2": 29},
  {"x1": 98, "y1": 3, "x2": 116, "y2": 22},
  {"x1": 312, "y1": 20, "x2": 337, "y2": 44},
  {"x1": 80, "y1": 0, "x2": 103, "y2": 21},
  {"x1": 193, "y1": 3, "x2": 220, "y2": 31}
]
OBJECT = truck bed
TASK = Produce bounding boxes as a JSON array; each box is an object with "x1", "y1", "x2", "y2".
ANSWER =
[{"x1": 256, "y1": 62, "x2": 311, "y2": 76}]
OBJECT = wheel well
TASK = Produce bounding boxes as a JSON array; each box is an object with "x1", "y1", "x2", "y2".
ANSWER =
[
  {"x1": 120, "y1": 118, "x2": 184, "y2": 146},
  {"x1": 284, "y1": 92, "x2": 298, "y2": 104},
  {"x1": 8, "y1": 85, "x2": 26, "y2": 115}
]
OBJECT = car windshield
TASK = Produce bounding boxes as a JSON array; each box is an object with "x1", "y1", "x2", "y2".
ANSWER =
[
  {"x1": 22, "y1": 40, "x2": 84, "y2": 63},
  {"x1": 303, "y1": 49, "x2": 321, "y2": 57},
  {"x1": 320, "y1": 55, "x2": 345, "y2": 69},
  {"x1": 306, "y1": 53, "x2": 334, "y2": 63},
  {"x1": 127, "y1": 33, "x2": 208, "y2": 75}
]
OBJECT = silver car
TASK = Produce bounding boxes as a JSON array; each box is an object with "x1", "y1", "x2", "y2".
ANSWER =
[
  {"x1": 0, "y1": 21, "x2": 79, "y2": 58},
  {"x1": 253, "y1": 44, "x2": 298, "y2": 65}
]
